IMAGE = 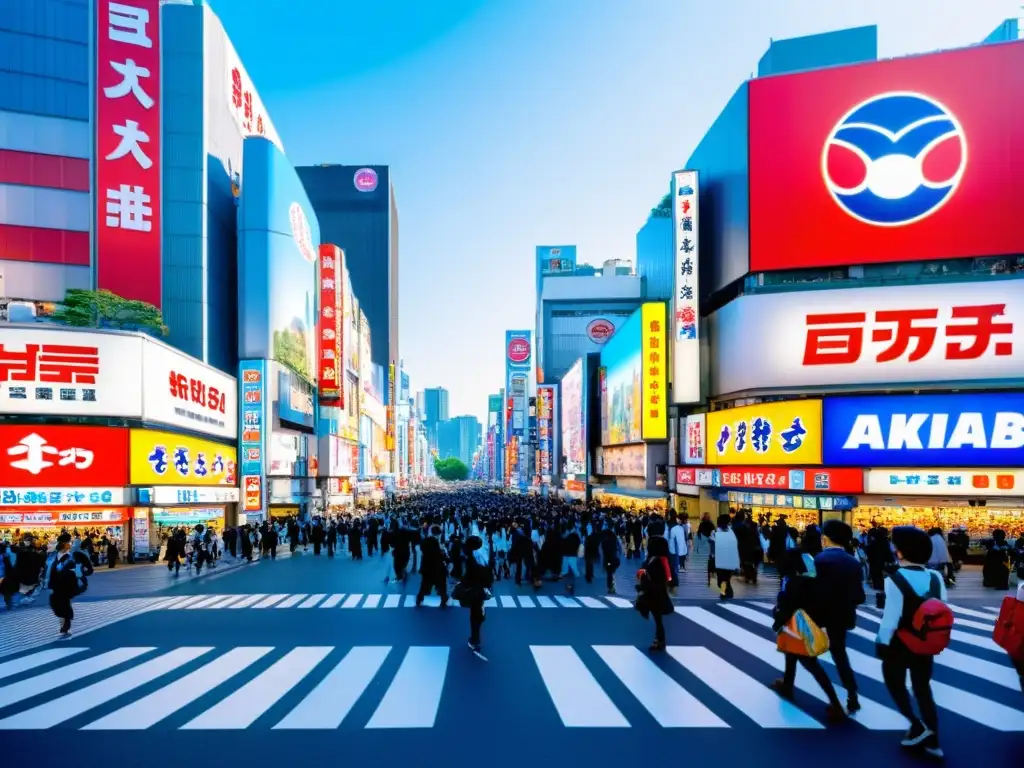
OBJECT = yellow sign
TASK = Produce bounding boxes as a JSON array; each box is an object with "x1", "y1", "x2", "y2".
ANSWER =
[
  {"x1": 130, "y1": 429, "x2": 238, "y2": 486},
  {"x1": 641, "y1": 302, "x2": 668, "y2": 440},
  {"x1": 706, "y1": 400, "x2": 823, "y2": 466}
]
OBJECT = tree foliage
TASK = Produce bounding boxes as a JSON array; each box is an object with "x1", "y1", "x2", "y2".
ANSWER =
[
  {"x1": 51, "y1": 289, "x2": 168, "y2": 336},
  {"x1": 650, "y1": 192, "x2": 672, "y2": 218},
  {"x1": 434, "y1": 456, "x2": 469, "y2": 481}
]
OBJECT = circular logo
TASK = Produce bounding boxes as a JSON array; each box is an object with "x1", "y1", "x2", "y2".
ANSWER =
[
  {"x1": 507, "y1": 337, "x2": 531, "y2": 364},
  {"x1": 353, "y1": 168, "x2": 378, "y2": 193},
  {"x1": 586, "y1": 318, "x2": 615, "y2": 344},
  {"x1": 821, "y1": 91, "x2": 966, "y2": 227},
  {"x1": 288, "y1": 203, "x2": 316, "y2": 263}
]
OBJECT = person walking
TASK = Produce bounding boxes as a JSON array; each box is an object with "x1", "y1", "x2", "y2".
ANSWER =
[
  {"x1": 416, "y1": 525, "x2": 449, "y2": 607},
  {"x1": 455, "y1": 534, "x2": 493, "y2": 658},
  {"x1": 636, "y1": 535, "x2": 674, "y2": 651},
  {"x1": 712, "y1": 514, "x2": 739, "y2": 600},
  {"x1": 43, "y1": 533, "x2": 93, "y2": 638}
]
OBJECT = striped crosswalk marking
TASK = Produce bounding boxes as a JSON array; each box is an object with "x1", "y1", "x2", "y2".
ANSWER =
[
  {"x1": 167, "y1": 596, "x2": 207, "y2": 609},
  {"x1": 605, "y1": 596, "x2": 632, "y2": 608},
  {"x1": 578, "y1": 597, "x2": 607, "y2": 609},
  {"x1": 362, "y1": 594, "x2": 382, "y2": 609},
  {"x1": 0, "y1": 648, "x2": 87, "y2": 683},
  {"x1": 384, "y1": 595, "x2": 401, "y2": 608},
  {"x1": 320, "y1": 594, "x2": 345, "y2": 608},
  {"x1": 536, "y1": 596, "x2": 557, "y2": 608},
  {"x1": 855, "y1": 609, "x2": 1002, "y2": 652},
  {"x1": 186, "y1": 595, "x2": 230, "y2": 610},
  {"x1": 403, "y1": 595, "x2": 417, "y2": 607},
  {"x1": 366, "y1": 647, "x2": 449, "y2": 729},
  {"x1": 949, "y1": 604, "x2": 999, "y2": 621},
  {"x1": 530, "y1": 646, "x2": 629, "y2": 727},
  {"x1": 555, "y1": 596, "x2": 580, "y2": 608},
  {"x1": 517, "y1": 596, "x2": 536, "y2": 608},
  {"x1": 499, "y1": 596, "x2": 517, "y2": 607},
  {"x1": 229, "y1": 594, "x2": 267, "y2": 608},
  {"x1": 143, "y1": 592, "x2": 633, "y2": 611},
  {"x1": 341, "y1": 594, "x2": 364, "y2": 608},
  {"x1": 207, "y1": 595, "x2": 247, "y2": 609},
  {"x1": 298, "y1": 594, "x2": 327, "y2": 609},
  {"x1": 275, "y1": 594, "x2": 307, "y2": 609},
  {"x1": 252, "y1": 594, "x2": 289, "y2": 609}
]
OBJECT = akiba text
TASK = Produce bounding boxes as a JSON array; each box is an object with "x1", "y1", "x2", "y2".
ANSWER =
[{"x1": 842, "y1": 412, "x2": 1024, "y2": 451}]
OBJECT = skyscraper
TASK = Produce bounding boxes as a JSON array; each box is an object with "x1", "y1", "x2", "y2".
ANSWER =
[
  {"x1": 437, "y1": 415, "x2": 481, "y2": 467},
  {"x1": 421, "y1": 387, "x2": 449, "y2": 449}
]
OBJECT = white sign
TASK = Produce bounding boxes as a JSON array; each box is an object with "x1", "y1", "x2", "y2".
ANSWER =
[
  {"x1": 864, "y1": 468, "x2": 1024, "y2": 497},
  {"x1": 149, "y1": 486, "x2": 240, "y2": 505},
  {"x1": 221, "y1": 23, "x2": 283, "y2": 150},
  {"x1": 710, "y1": 281, "x2": 1024, "y2": 396},
  {"x1": 0, "y1": 328, "x2": 143, "y2": 417},
  {"x1": 0, "y1": 488, "x2": 126, "y2": 507},
  {"x1": 682, "y1": 414, "x2": 706, "y2": 465},
  {"x1": 133, "y1": 514, "x2": 150, "y2": 556},
  {"x1": 362, "y1": 393, "x2": 386, "y2": 428},
  {"x1": 142, "y1": 340, "x2": 238, "y2": 439},
  {"x1": 672, "y1": 170, "x2": 701, "y2": 404}
]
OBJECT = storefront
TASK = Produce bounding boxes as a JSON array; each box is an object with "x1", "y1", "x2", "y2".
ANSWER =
[
  {"x1": 592, "y1": 486, "x2": 669, "y2": 512},
  {"x1": 710, "y1": 489, "x2": 857, "y2": 530}
]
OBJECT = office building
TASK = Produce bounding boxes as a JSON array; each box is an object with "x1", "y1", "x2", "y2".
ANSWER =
[
  {"x1": 437, "y1": 415, "x2": 482, "y2": 467},
  {"x1": 421, "y1": 386, "x2": 449, "y2": 449}
]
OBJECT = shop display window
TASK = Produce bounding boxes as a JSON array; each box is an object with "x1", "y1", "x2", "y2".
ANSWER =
[
  {"x1": 854, "y1": 505, "x2": 1024, "y2": 544},
  {"x1": 729, "y1": 504, "x2": 818, "y2": 532}
]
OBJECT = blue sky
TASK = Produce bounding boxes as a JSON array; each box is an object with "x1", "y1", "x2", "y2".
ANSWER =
[{"x1": 209, "y1": 0, "x2": 1018, "y2": 425}]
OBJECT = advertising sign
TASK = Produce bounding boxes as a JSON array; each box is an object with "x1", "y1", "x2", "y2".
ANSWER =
[
  {"x1": 865, "y1": 468, "x2": 1024, "y2": 497},
  {"x1": 354, "y1": 168, "x2": 378, "y2": 193},
  {"x1": 706, "y1": 400, "x2": 823, "y2": 466},
  {"x1": 672, "y1": 170, "x2": 700, "y2": 404},
  {"x1": 237, "y1": 138, "x2": 319, "y2": 384},
  {"x1": 709, "y1": 280, "x2": 1024, "y2": 396},
  {"x1": 132, "y1": 514, "x2": 149, "y2": 557},
  {"x1": 823, "y1": 393, "x2": 1024, "y2": 468},
  {"x1": 129, "y1": 429, "x2": 236, "y2": 487},
  {"x1": 239, "y1": 361, "x2": 267, "y2": 513},
  {"x1": 641, "y1": 302, "x2": 668, "y2": 440},
  {"x1": 538, "y1": 245, "x2": 577, "y2": 277},
  {"x1": 0, "y1": 500, "x2": 127, "y2": 516},
  {"x1": 718, "y1": 466, "x2": 863, "y2": 494},
  {"x1": 505, "y1": 330, "x2": 532, "y2": 490},
  {"x1": 96, "y1": 0, "x2": 162, "y2": 307},
  {"x1": 143, "y1": 340, "x2": 237, "y2": 439},
  {"x1": 602, "y1": 444, "x2": 646, "y2": 477},
  {"x1": 749, "y1": 42, "x2": 1024, "y2": 271},
  {"x1": 586, "y1": 318, "x2": 615, "y2": 345},
  {"x1": 676, "y1": 467, "x2": 720, "y2": 487},
  {"x1": 359, "y1": 314, "x2": 373, "y2": 395},
  {"x1": 683, "y1": 414, "x2": 706, "y2": 465},
  {"x1": 318, "y1": 244, "x2": 343, "y2": 400},
  {"x1": 277, "y1": 366, "x2": 315, "y2": 430},
  {"x1": 387, "y1": 363, "x2": 396, "y2": 452},
  {"x1": 0, "y1": 426, "x2": 129, "y2": 487},
  {"x1": 561, "y1": 357, "x2": 586, "y2": 477},
  {"x1": 536, "y1": 384, "x2": 556, "y2": 480},
  {"x1": 600, "y1": 311, "x2": 641, "y2": 445},
  {"x1": 225, "y1": 34, "x2": 282, "y2": 149}
]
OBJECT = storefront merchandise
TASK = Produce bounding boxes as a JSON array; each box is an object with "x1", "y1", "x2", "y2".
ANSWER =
[{"x1": 852, "y1": 498, "x2": 1024, "y2": 543}]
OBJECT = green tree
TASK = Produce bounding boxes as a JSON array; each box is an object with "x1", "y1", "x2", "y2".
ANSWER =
[
  {"x1": 51, "y1": 289, "x2": 168, "y2": 336},
  {"x1": 434, "y1": 456, "x2": 469, "y2": 481},
  {"x1": 650, "y1": 192, "x2": 672, "y2": 218}
]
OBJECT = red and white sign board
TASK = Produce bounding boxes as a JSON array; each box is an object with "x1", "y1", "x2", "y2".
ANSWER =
[
  {"x1": 0, "y1": 425, "x2": 130, "y2": 487},
  {"x1": 709, "y1": 281, "x2": 1023, "y2": 396},
  {"x1": 0, "y1": 510, "x2": 128, "y2": 526},
  {"x1": 318, "y1": 244, "x2": 343, "y2": 401},
  {"x1": 718, "y1": 467, "x2": 864, "y2": 494},
  {"x1": 96, "y1": 0, "x2": 162, "y2": 307}
]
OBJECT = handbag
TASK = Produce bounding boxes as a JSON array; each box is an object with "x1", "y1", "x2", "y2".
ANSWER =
[
  {"x1": 452, "y1": 582, "x2": 484, "y2": 604},
  {"x1": 776, "y1": 609, "x2": 829, "y2": 657}
]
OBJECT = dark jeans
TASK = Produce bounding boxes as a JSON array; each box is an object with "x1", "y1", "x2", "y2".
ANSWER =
[
  {"x1": 882, "y1": 638, "x2": 939, "y2": 734},
  {"x1": 167, "y1": 557, "x2": 180, "y2": 574},
  {"x1": 783, "y1": 653, "x2": 841, "y2": 705},
  {"x1": 716, "y1": 569, "x2": 734, "y2": 598},
  {"x1": 825, "y1": 626, "x2": 857, "y2": 696},
  {"x1": 417, "y1": 572, "x2": 449, "y2": 604},
  {"x1": 469, "y1": 601, "x2": 485, "y2": 645},
  {"x1": 605, "y1": 563, "x2": 617, "y2": 592},
  {"x1": 652, "y1": 612, "x2": 666, "y2": 645},
  {"x1": 49, "y1": 592, "x2": 73, "y2": 633}
]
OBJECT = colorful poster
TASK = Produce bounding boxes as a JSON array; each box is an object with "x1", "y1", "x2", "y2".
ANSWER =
[
  {"x1": 706, "y1": 400, "x2": 823, "y2": 466},
  {"x1": 600, "y1": 311, "x2": 641, "y2": 445},
  {"x1": 641, "y1": 302, "x2": 668, "y2": 440},
  {"x1": 129, "y1": 429, "x2": 237, "y2": 486},
  {"x1": 318, "y1": 244, "x2": 343, "y2": 400},
  {"x1": 672, "y1": 170, "x2": 700, "y2": 403},
  {"x1": 239, "y1": 361, "x2": 267, "y2": 514},
  {"x1": 561, "y1": 357, "x2": 585, "y2": 477}
]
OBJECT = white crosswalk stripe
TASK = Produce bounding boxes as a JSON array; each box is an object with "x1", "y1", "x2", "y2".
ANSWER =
[{"x1": 141, "y1": 593, "x2": 634, "y2": 610}]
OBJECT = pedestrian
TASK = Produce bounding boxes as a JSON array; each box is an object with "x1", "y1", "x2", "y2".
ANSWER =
[
  {"x1": 416, "y1": 525, "x2": 449, "y2": 607},
  {"x1": 0, "y1": 540, "x2": 19, "y2": 610},
  {"x1": 635, "y1": 535, "x2": 673, "y2": 651},
  {"x1": 712, "y1": 514, "x2": 739, "y2": 600},
  {"x1": 454, "y1": 534, "x2": 493, "y2": 658},
  {"x1": 43, "y1": 532, "x2": 93, "y2": 638}
]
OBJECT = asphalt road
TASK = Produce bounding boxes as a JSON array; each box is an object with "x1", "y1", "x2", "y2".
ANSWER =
[{"x1": 0, "y1": 552, "x2": 1019, "y2": 767}]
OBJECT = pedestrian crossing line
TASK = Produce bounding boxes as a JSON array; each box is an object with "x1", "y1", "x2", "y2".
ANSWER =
[
  {"x1": 206, "y1": 595, "x2": 247, "y2": 609},
  {"x1": 484, "y1": 596, "x2": 498, "y2": 608},
  {"x1": 298, "y1": 594, "x2": 327, "y2": 609},
  {"x1": 0, "y1": 648, "x2": 209, "y2": 730},
  {"x1": 365, "y1": 647, "x2": 449, "y2": 729},
  {"x1": 153, "y1": 596, "x2": 192, "y2": 609},
  {"x1": 592, "y1": 645, "x2": 728, "y2": 728},
  {"x1": 578, "y1": 597, "x2": 607, "y2": 609},
  {"x1": 675, "y1": 607, "x2": 905, "y2": 730},
  {"x1": 499, "y1": 596, "x2": 517, "y2": 608},
  {"x1": 537, "y1": 596, "x2": 557, "y2": 608},
  {"x1": 144, "y1": 592, "x2": 636, "y2": 611},
  {"x1": 252, "y1": 594, "x2": 289, "y2": 609},
  {"x1": 668, "y1": 647, "x2": 823, "y2": 729},
  {"x1": 403, "y1": 595, "x2": 417, "y2": 608},
  {"x1": 606, "y1": 596, "x2": 633, "y2": 608},
  {"x1": 948, "y1": 604, "x2": 999, "y2": 622},
  {"x1": 320, "y1": 594, "x2": 345, "y2": 609},
  {"x1": 275, "y1": 594, "x2": 308, "y2": 609},
  {"x1": 230, "y1": 594, "x2": 269, "y2": 609},
  {"x1": 943, "y1": 613, "x2": 997, "y2": 633},
  {"x1": 0, "y1": 648, "x2": 87, "y2": 683},
  {"x1": 342, "y1": 594, "x2": 364, "y2": 608},
  {"x1": 979, "y1": 605, "x2": 1001, "y2": 614},
  {"x1": 720, "y1": 604, "x2": 1024, "y2": 732},
  {"x1": 555, "y1": 596, "x2": 581, "y2": 608},
  {"x1": 855, "y1": 610, "x2": 1002, "y2": 653},
  {"x1": 362, "y1": 594, "x2": 382, "y2": 609},
  {"x1": 384, "y1": 595, "x2": 401, "y2": 608},
  {"x1": 167, "y1": 595, "x2": 208, "y2": 610},
  {"x1": 186, "y1": 595, "x2": 232, "y2": 610},
  {"x1": 181, "y1": 647, "x2": 333, "y2": 730},
  {"x1": 517, "y1": 596, "x2": 535, "y2": 608},
  {"x1": 530, "y1": 646, "x2": 630, "y2": 727}
]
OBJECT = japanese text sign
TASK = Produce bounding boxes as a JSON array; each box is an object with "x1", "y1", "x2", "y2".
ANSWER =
[
  {"x1": 537, "y1": 384, "x2": 557, "y2": 479},
  {"x1": 0, "y1": 491, "x2": 127, "y2": 510},
  {"x1": 864, "y1": 468, "x2": 1024, "y2": 497},
  {"x1": 96, "y1": 0, "x2": 162, "y2": 307},
  {"x1": 683, "y1": 414, "x2": 706, "y2": 465},
  {"x1": 717, "y1": 466, "x2": 863, "y2": 494},
  {"x1": 0, "y1": 426, "x2": 129, "y2": 487},
  {"x1": 706, "y1": 400, "x2": 823, "y2": 466},
  {"x1": 239, "y1": 361, "x2": 266, "y2": 504},
  {"x1": 129, "y1": 429, "x2": 237, "y2": 487},
  {"x1": 641, "y1": 302, "x2": 668, "y2": 440},
  {"x1": 672, "y1": 170, "x2": 700, "y2": 404},
  {"x1": 822, "y1": 393, "x2": 1024, "y2": 468},
  {"x1": 709, "y1": 281, "x2": 1024, "y2": 396},
  {"x1": 318, "y1": 244, "x2": 343, "y2": 400},
  {"x1": 143, "y1": 340, "x2": 237, "y2": 439}
]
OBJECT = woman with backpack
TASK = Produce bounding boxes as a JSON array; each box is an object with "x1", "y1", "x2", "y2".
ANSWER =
[
  {"x1": 44, "y1": 532, "x2": 93, "y2": 638},
  {"x1": 634, "y1": 535, "x2": 674, "y2": 651},
  {"x1": 876, "y1": 525, "x2": 948, "y2": 760}
]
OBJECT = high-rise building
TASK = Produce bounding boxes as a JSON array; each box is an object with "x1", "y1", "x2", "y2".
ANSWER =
[
  {"x1": 437, "y1": 415, "x2": 481, "y2": 467},
  {"x1": 421, "y1": 386, "x2": 449, "y2": 449},
  {"x1": 296, "y1": 165, "x2": 399, "y2": 370}
]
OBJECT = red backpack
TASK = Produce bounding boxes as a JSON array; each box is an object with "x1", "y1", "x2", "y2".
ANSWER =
[
  {"x1": 891, "y1": 569, "x2": 954, "y2": 655},
  {"x1": 993, "y1": 595, "x2": 1024, "y2": 661}
]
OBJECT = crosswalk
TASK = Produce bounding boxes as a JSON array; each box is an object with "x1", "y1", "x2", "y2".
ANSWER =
[
  {"x1": 0, "y1": 601, "x2": 1017, "y2": 731},
  {"x1": 154, "y1": 592, "x2": 637, "y2": 610}
]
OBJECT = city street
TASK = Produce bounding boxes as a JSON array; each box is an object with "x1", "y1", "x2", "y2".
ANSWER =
[{"x1": 0, "y1": 553, "x2": 1019, "y2": 767}]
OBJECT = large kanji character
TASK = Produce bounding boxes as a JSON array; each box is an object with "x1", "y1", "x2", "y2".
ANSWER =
[
  {"x1": 871, "y1": 308, "x2": 939, "y2": 363},
  {"x1": 803, "y1": 312, "x2": 866, "y2": 365}
]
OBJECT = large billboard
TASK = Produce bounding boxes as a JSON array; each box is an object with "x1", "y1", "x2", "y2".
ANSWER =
[
  {"x1": 749, "y1": 42, "x2": 1024, "y2": 271},
  {"x1": 708, "y1": 280, "x2": 1024, "y2": 397},
  {"x1": 823, "y1": 393, "x2": 1024, "y2": 468},
  {"x1": 641, "y1": 302, "x2": 668, "y2": 440},
  {"x1": 317, "y1": 244, "x2": 343, "y2": 402},
  {"x1": 600, "y1": 312, "x2": 641, "y2": 446},
  {"x1": 536, "y1": 384, "x2": 557, "y2": 481},
  {"x1": 672, "y1": 171, "x2": 700, "y2": 403},
  {"x1": 504, "y1": 330, "x2": 532, "y2": 490},
  {"x1": 561, "y1": 357, "x2": 586, "y2": 477},
  {"x1": 129, "y1": 429, "x2": 236, "y2": 487},
  {"x1": 706, "y1": 400, "x2": 823, "y2": 466},
  {"x1": 96, "y1": 0, "x2": 162, "y2": 307},
  {"x1": 237, "y1": 137, "x2": 319, "y2": 384}
]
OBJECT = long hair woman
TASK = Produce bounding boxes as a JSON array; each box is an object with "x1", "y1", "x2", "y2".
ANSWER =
[{"x1": 456, "y1": 534, "x2": 494, "y2": 658}]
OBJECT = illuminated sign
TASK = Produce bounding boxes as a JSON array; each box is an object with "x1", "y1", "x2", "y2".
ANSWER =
[{"x1": 641, "y1": 302, "x2": 667, "y2": 440}]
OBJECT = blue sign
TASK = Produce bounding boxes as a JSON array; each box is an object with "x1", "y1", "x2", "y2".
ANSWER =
[
  {"x1": 823, "y1": 393, "x2": 1024, "y2": 468},
  {"x1": 277, "y1": 367, "x2": 316, "y2": 430},
  {"x1": 239, "y1": 360, "x2": 267, "y2": 479}
]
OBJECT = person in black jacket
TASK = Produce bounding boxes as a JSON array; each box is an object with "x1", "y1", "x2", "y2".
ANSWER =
[
  {"x1": 814, "y1": 519, "x2": 866, "y2": 714},
  {"x1": 636, "y1": 536, "x2": 674, "y2": 651},
  {"x1": 416, "y1": 525, "x2": 449, "y2": 607},
  {"x1": 46, "y1": 532, "x2": 93, "y2": 638},
  {"x1": 458, "y1": 535, "x2": 493, "y2": 656}
]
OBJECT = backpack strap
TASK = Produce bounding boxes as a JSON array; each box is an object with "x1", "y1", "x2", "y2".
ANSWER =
[
  {"x1": 890, "y1": 568, "x2": 925, "y2": 626},
  {"x1": 927, "y1": 570, "x2": 942, "y2": 599}
]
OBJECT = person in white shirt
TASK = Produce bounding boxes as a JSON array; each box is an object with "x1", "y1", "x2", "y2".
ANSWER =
[
  {"x1": 711, "y1": 514, "x2": 739, "y2": 600},
  {"x1": 667, "y1": 515, "x2": 689, "y2": 591}
]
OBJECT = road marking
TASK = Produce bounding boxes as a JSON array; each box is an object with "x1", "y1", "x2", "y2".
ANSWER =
[
  {"x1": 517, "y1": 596, "x2": 536, "y2": 608},
  {"x1": 499, "y1": 596, "x2": 517, "y2": 607},
  {"x1": 298, "y1": 594, "x2": 327, "y2": 609},
  {"x1": 578, "y1": 597, "x2": 607, "y2": 609},
  {"x1": 251, "y1": 594, "x2": 289, "y2": 609},
  {"x1": 166, "y1": 595, "x2": 207, "y2": 609},
  {"x1": 366, "y1": 647, "x2": 449, "y2": 729},
  {"x1": 0, "y1": 647, "x2": 154, "y2": 709},
  {"x1": 856, "y1": 609, "x2": 1003, "y2": 652},
  {"x1": 362, "y1": 594, "x2": 382, "y2": 609},
  {"x1": 320, "y1": 594, "x2": 345, "y2": 609},
  {"x1": 605, "y1": 596, "x2": 632, "y2": 608},
  {"x1": 185, "y1": 595, "x2": 228, "y2": 609},
  {"x1": 0, "y1": 648, "x2": 88, "y2": 682},
  {"x1": 530, "y1": 646, "x2": 629, "y2": 728},
  {"x1": 421, "y1": 595, "x2": 442, "y2": 607},
  {"x1": 536, "y1": 596, "x2": 557, "y2": 608},
  {"x1": 384, "y1": 595, "x2": 401, "y2": 608},
  {"x1": 83, "y1": 647, "x2": 272, "y2": 730},
  {"x1": 275, "y1": 646, "x2": 391, "y2": 730},
  {"x1": 948, "y1": 604, "x2": 998, "y2": 622},
  {"x1": 0, "y1": 647, "x2": 210, "y2": 730},
  {"x1": 275, "y1": 594, "x2": 307, "y2": 609},
  {"x1": 484, "y1": 596, "x2": 497, "y2": 608},
  {"x1": 403, "y1": 595, "x2": 418, "y2": 607},
  {"x1": 555, "y1": 596, "x2": 580, "y2": 608},
  {"x1": 594, "y1": 645, "x2": 728, "y2": 728},
  {"x1": 229, "y1": 594, "x2": 267, "y2": 609},
  {"x1": 342, "y1": 594, "x2": 364, "y2": 609},
  {"x1": 181, "y1": 647, "x2": 333, "y2": 730},
  {"x1": 206, "y1": 595, "x2": 246, "y2": 609},
  {"x1": 668, "y1": 646, "x2": 822, "y2": 729}
]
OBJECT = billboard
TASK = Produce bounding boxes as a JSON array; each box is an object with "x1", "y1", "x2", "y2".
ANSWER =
[
  {"x1": 0, "y1": 425, "x2": 129, "y2": 487},
  {"x1": 95, "y1": 0, "x2": 162, "y2": 307},
  {"x1": 561, "y1": 357, "x2": 586, "y2": 477},
  {"x1": 239, "y1": 361, "x2": 267, "y2": 515},
  {"x1": 237, "y1": 137, "x2": 319, "y2": 384},
  {"x1": 864, "y1": 468, "x2": 1024, "y2": 496},
  {"x1": 823, "y1": 393, "x2": 1024, "y2": 468},
  {"x1": 537, "y1": 384, "x2": 556, "y2": 481},
  {"x1": 682, "y1": 414, "x2": 706, "y2": 465},
  {"x1": 537, "y1": 245, "x2": 577, "y2": 277},
  {"x1": 504, "y1": 330, "x2": 532, "y2": 490},
  {"x1": 585, "y1": 318, "x2": 616, "y2": 345},
  {"x1": 129, "y1": 429, "x2": 237, "y2": 486},
  {"x1": 672, "y1": 170, "x2": 700, "y2": 403},
  {"x1": 359, "y1": 312, "x2": 373, "y2": 396},
  {"x1": 717, "y1": 467, "x2": 863, "y2": 494},
  {"x1": 600, "y1": 311, "x2": 641, "y2": 446},
  {"x1": 708, "y1": 280, "x2": 1024, "y2": 397},
  {"x1": 749, "y1": 42, "x2": 1024, "y2": 271},
  {"x1": 317, "y1": 244, "x2": 343, "y2": 401},
  {"x1": 706, "y1": 400, "x2": 823, "y2": 466},
  {"x1": 641, "y1": 302, "x2": 668, "y2": 440}
]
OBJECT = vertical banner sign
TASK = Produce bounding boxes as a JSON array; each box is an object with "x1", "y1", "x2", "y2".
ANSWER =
[
  {"x1": 537, "y1": 384, "x2": 557, "y2": 482},
  {"x1": 672, "y1": 170, "x2": 700, "y2": 403},
  {"x1": 318, "y1": 244, "x2": 342, "y2": 401},
  {"x1": 642, "y1": 302, "x2": 668, "y2": 439},
  {"x1": 239, "y1": 360, "x2": 267, "y2": 518},
  {"x1": 505, "y1": 331, "x2": 532, "y2": 490},
  {"x1": 386, "y1": 363, "x2": 396, "y2": 456},
  {"x1": 96, "y1": 0, "x2": 162, "y2": 307}
]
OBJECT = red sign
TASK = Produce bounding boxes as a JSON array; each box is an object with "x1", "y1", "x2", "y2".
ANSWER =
[
  {"x1": 717, "y1": 467, "x2": 863, "y2": 494},
  {"x1": 243, "y1": 475, "x2": 261, "y2": 512},
  {"x1": 507, "y1": 337, "x2": 531, "y2": 364},
  {"x1": 0, "y1": 342, "x2": 100, "y2": 384},
  {"x1": 586, "y1": 318, "x2": 615, "y2": 344},
  {"x1": 0, "y1": 426, "x2": 129, "y2": 486},
  {"x1": 96, "y1": 0, "x2": 162, "y2": 307},
  {"x1": 168, "y1": 370, "x2": 228, "y2": 414},
  {"x1": 749, "y1": 42, "x2": 1024, "y2": 272},
  {"x1": 318, "y1": 244, "x2": 343, "y2": 401}
]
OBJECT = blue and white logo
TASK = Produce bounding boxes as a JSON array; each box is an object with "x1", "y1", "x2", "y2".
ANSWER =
[
  {"x1": 822, "y1": 393, "x2": 1024, "y2": 468},
  {"x1": 822, "y1": 92, "x2": 967, "y2": 227}
]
